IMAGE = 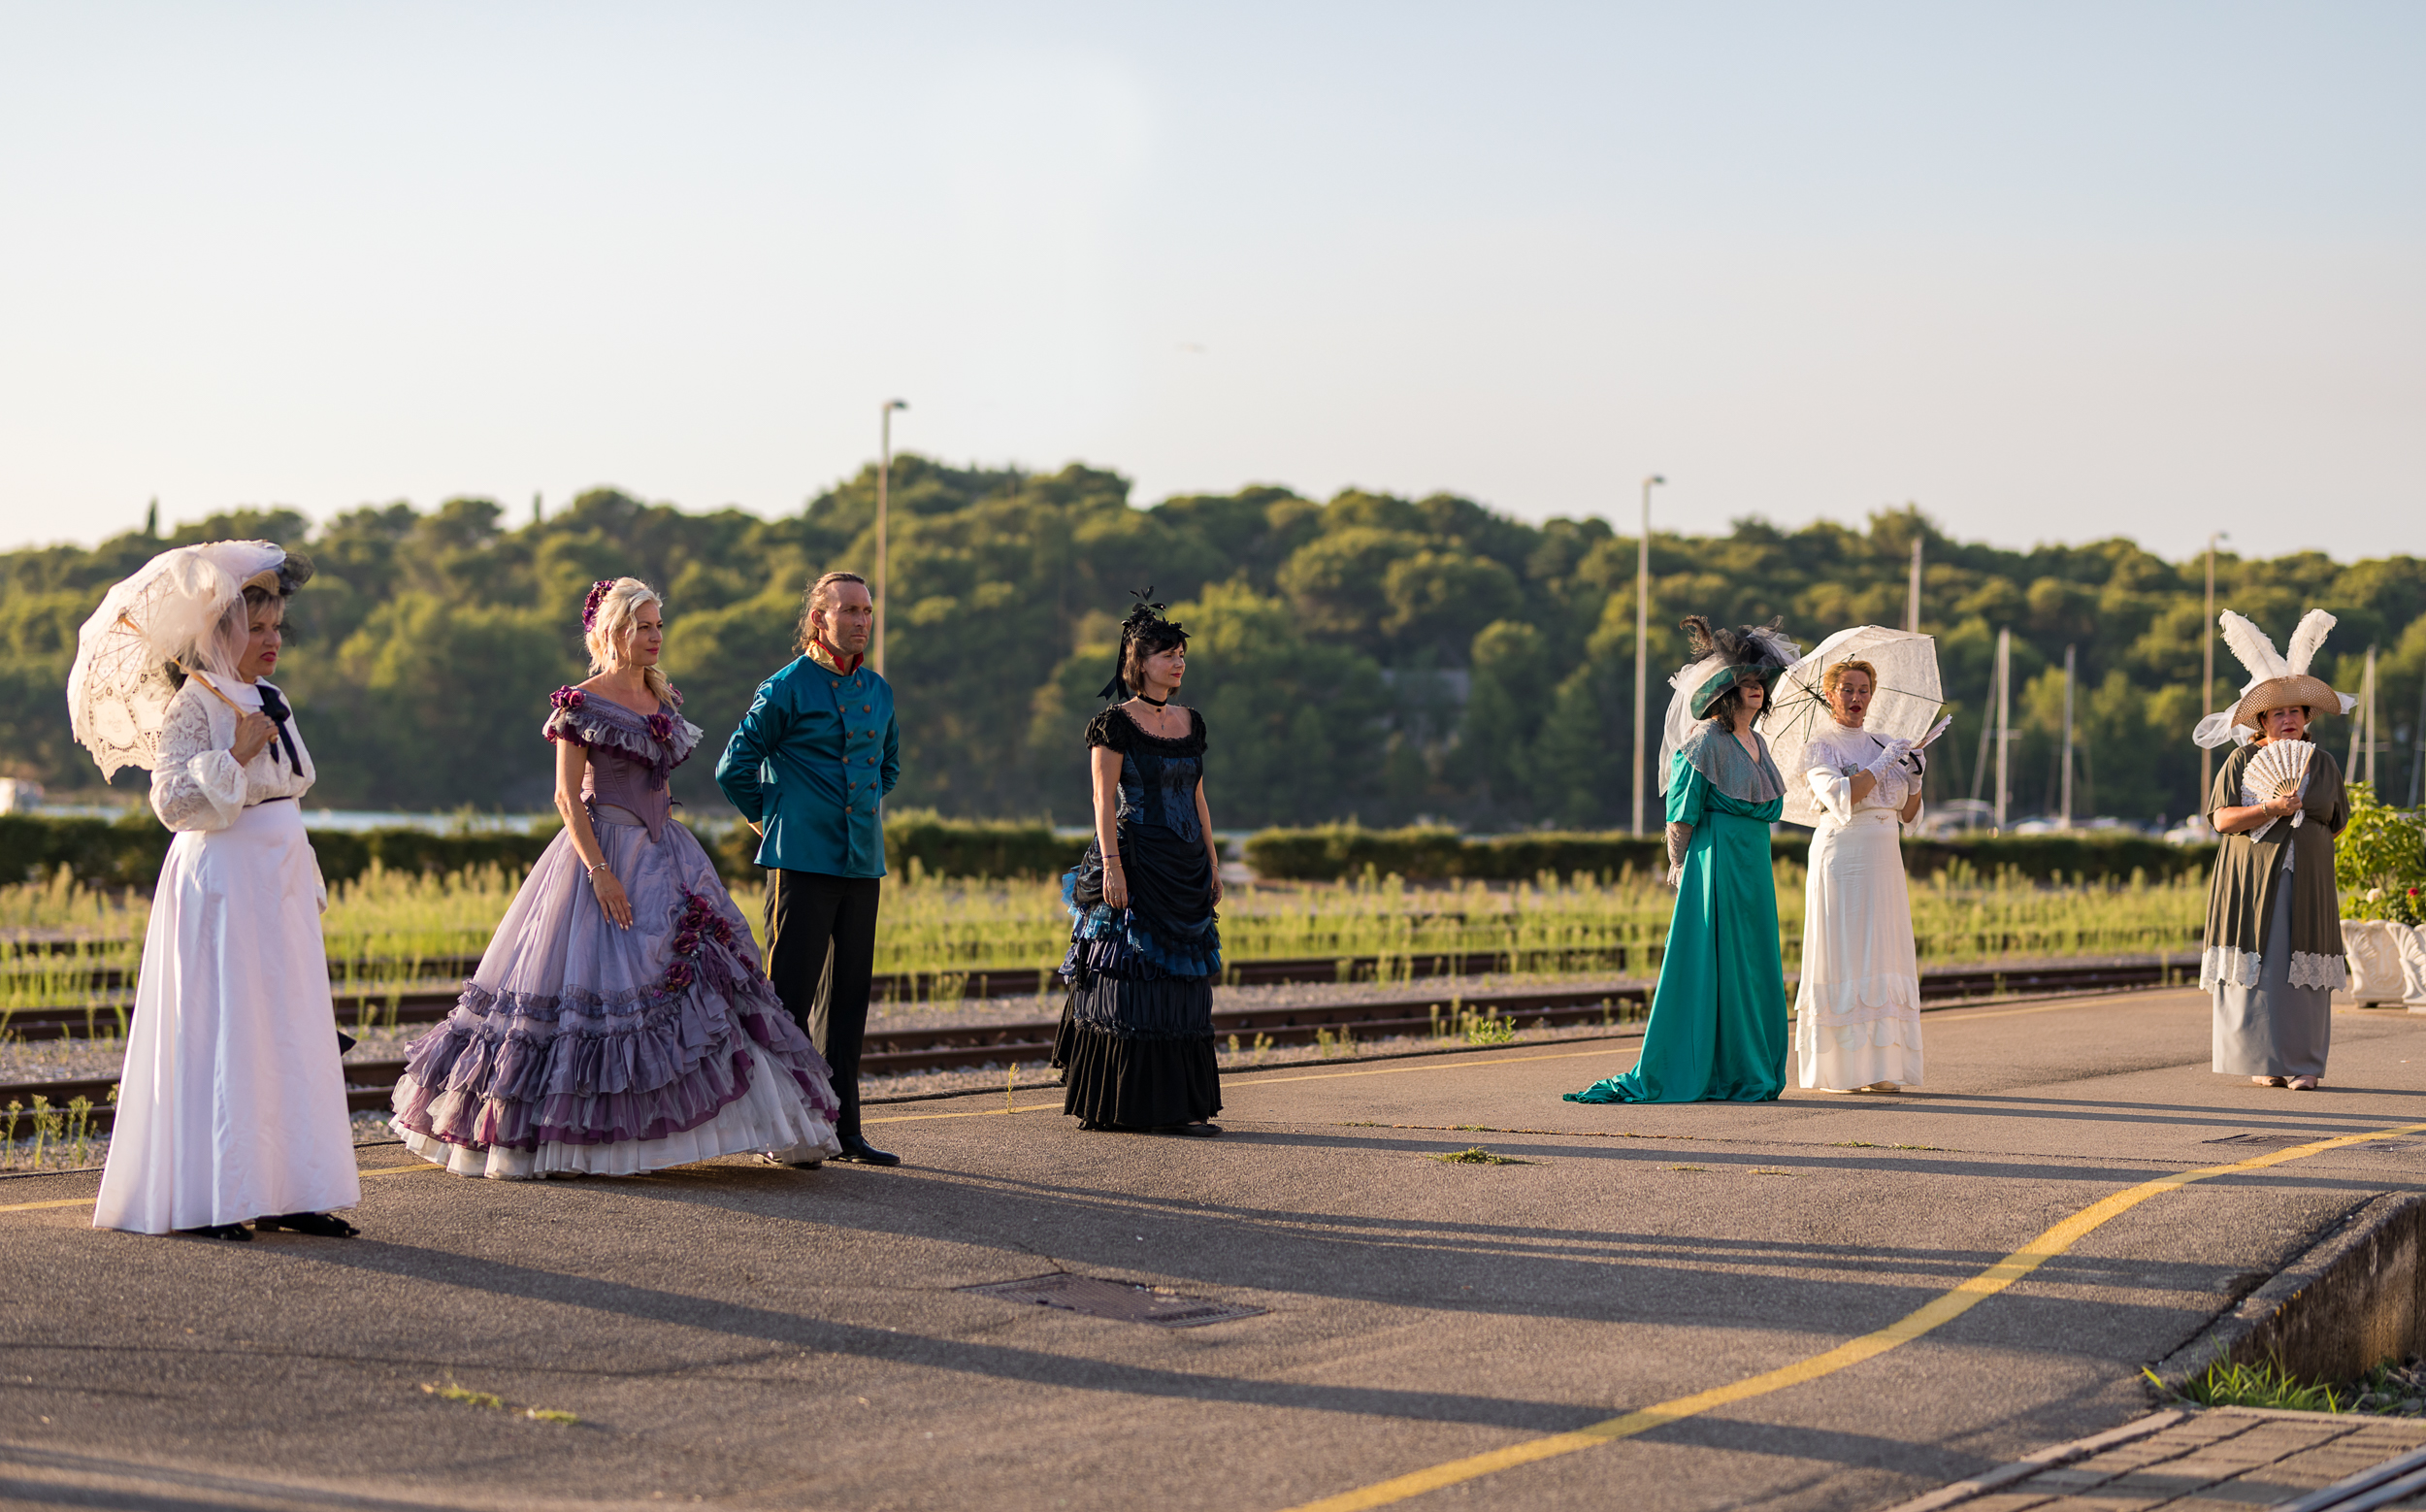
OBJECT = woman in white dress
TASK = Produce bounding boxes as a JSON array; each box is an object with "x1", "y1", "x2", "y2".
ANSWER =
[
  {"x1": 91, "y1": 543, "x2": 362, "y2": 1240},
  {"x1": 1792, "y1": 659, "x2": 1926, "y2": 1094}
]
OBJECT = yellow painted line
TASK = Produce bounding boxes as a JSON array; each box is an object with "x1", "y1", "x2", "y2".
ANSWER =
[
  {"x1": 1926, "y1": 994, "x2": 2193, "y2": 1024},
  {"x1": 1276, "y1": 1117, "x2": 2426, "y2": 1512},
  {"x1": 1223, "y1": 1045, "x2": 1632, "y2": 1090},
  {"x1": 870, "y1": 993, "x2": 2213, "y2": 1128},
  {"x1": 0, "y1": 1157, "x2": 445, "y2": 1218},
  {"x1": 866, "y1": 1047, "x2": 1640, "y2": 1125}
]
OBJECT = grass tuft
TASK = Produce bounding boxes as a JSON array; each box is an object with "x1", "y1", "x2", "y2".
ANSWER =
[
  {"x1": 524, "y1": 1408, "x2": 579, "y2": 1426},
  {"x1": 422, "y1": 1383, "x2": 505, "y2": 1410},
  {"x1": 2154, "y1": 1359, "x2": 2345, "y2": 1413},
  {"x1": 1432, "y1": 1145, "x2": 1527, "y2": 1166}
]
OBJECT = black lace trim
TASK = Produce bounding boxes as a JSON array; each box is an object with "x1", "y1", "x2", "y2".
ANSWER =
[{"x1": 1085, "y1": 707, "x2": 1206, "y2": 755}]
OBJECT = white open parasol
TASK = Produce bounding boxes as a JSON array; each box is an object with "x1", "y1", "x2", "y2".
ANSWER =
[
  {"x1": 66, "y1": 541, "x2": 284, "y2": 779},
  {"x1": 1764, "y1": 624, "x2": 1947, "y2": 829}
]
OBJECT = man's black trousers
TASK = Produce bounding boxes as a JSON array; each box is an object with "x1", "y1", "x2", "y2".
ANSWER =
[{"x1": 764, "y1": 870, "x2": 883, "y2": 1139}]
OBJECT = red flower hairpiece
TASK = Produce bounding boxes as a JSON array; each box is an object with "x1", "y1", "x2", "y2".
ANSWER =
[{"x1": 580, "y1": 579, "x2": 616, "y2": 631}]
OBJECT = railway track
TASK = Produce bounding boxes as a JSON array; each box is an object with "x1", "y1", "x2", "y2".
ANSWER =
[{"x1": 2, "y1": 955, "x2": 2194, "y2": 1135}]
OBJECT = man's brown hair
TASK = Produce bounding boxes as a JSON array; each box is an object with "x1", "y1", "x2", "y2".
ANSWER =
[{"x1": 797, "y1": 571, "x2": 869, "y2": 653}]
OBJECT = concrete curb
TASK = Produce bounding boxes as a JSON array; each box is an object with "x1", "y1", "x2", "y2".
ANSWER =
[
  {"x1": 2151, "y1": 1190, "x2": 2426, "y2": 1388},
  {"x1": 1878, "y1": 1410, "x2": 2189, "y2": 1512}
]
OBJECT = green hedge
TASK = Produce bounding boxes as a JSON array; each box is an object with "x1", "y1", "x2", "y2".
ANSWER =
[
  {"x1": 1243, "y1": 822, "x2": 2216, "y2": 884},
  {"x1": 709, "y1": 808, "x2": 1086, "y2": 882},
  {"x1": 1242, "y1": 826, "x2": 1669, "y2": 883},
  {"x1": 0, "y1": 811, "x2": 561, "y2": 891},
  {"x1": 0, "y1": 812, "x2": 173, "y2": 890},
  {"x1": 1902, "y1": 833, "x2": 2214, "y2": 883}
]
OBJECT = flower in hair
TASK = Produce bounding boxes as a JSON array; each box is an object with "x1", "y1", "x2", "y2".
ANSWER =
[{"x1": 580, "y1": 579, "x2": 616, "y2": 631}]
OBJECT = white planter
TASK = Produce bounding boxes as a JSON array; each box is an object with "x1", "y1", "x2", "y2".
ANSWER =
[{"x1": 2341, "y1": 919, "x2": 2426, "y2": 1008}]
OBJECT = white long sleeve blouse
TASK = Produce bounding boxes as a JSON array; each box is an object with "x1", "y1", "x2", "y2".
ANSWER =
[
  {"x1": 148, "y1": 672, "x2": 317, "y2": 833},
  {"x1": 1798, "y1": 725, "x2": 1920, "y2": 829}
]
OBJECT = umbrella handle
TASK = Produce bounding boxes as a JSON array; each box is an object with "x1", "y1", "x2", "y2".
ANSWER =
[{"x1": 168, "y1": 659, "x2": 246, "y2": 716}]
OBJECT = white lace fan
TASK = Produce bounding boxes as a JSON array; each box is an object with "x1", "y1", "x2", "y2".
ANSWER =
[{"x1": 2241, "y1": 740, "x2": 2315, "y2": 842}]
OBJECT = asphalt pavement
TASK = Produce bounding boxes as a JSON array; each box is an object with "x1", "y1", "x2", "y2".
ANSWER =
[{"x1": 7, "y1": 988, "x2": 2426, "y2": 1512}]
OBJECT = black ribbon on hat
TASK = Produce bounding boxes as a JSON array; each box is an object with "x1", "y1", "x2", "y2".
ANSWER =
[
  {"x1": 1095, "y1": 588, "x2": 1188, "y2": 702},
  {"x1": 254, "y1": 683, "x2": 304, "y2": 771}
]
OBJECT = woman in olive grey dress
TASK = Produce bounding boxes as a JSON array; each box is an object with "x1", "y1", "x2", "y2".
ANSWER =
[{"x1": 2196, "y1": 608, "x2": 2356, "y2": 1091}]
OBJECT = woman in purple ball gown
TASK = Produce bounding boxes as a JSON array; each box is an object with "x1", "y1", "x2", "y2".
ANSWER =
[{"x1": 389, "y1": 577, "x2": 841, "y2": 1178}]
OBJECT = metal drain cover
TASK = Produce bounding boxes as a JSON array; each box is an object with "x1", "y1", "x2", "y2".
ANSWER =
[{"x1": 961, "y1": 1272, "x2": 1265, "y2": 1328}]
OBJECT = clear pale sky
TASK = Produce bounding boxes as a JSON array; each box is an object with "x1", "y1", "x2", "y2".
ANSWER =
[{"x1": 2, "y1": 2, "x2": 2418, "y2": 562}]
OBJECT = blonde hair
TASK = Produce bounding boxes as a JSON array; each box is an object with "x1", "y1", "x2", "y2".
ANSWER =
[
  {"x1": 1822, "y1": 658, "x2": 1878, "y2": 703},
  {"x1": 585, "y1": 577, "x2": 672, "y2": 704}
]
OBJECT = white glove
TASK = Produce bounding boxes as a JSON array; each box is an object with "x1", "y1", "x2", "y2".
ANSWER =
[{"x1": 1866, "y1": 739, "x2": 1914, "y2": 778}]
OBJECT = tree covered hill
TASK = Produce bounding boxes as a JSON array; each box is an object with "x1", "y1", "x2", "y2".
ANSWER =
[{"x1": 4, "y1": 460, "x2": 2419, "y2": 828}]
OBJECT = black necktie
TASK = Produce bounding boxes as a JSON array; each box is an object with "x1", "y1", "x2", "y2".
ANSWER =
[{"x1": 254, "y1": 684, "x2": 303, "y2": 771}]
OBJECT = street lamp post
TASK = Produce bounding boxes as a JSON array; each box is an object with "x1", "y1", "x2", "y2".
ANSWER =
[
  {"x1": 2200, "y1": 531, "x2": 2226, "y2": 824},
  {"x1": 1631, "y1": 475, "x2": 1665, "y2": 837},
  {"x1": 2059, "y1": 642, "x2": 2076, "y2": 828},
  {"x1": 874, "y1": 398, "x2": 908, "y2": 676},
  {"x1": 1994, "y1": 627, "x2": 2012, "y2": 832}
]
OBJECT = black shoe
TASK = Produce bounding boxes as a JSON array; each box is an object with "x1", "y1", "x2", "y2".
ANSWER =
[
  {"x1": 179, "y1": 1223, "x2": 251, "y2": 1241},
  {"x1": 256, "y1": 1212, "x2": 360, "y2": 1238},
  {"x1": 831, "y1": 1134, "x2": 900, "y2": 1167},
  {"x1": 1151, "y1": 1122, "x2": 1222, "y2": 1138}
]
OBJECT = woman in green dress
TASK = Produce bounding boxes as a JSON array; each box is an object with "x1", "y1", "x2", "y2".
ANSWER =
[{"x1": 1570, "y1": 616, "x2": 1804, "y2": 1105}]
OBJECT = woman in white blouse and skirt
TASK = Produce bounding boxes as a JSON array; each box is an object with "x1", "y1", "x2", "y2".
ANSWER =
[
  {"x1": 1792, "y1": 659, "x2": 1926, "y2": 1093},
  {"x1": 90, "y1": 545, "x2": 361, "y2": 1240}
]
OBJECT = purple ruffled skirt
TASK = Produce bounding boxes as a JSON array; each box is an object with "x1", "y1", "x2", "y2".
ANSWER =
[{"x1": 388, "y1": 811, "x2": 841, "y2": 1179}]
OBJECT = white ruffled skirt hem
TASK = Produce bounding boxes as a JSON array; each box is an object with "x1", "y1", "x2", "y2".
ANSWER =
[{"x1": 391, "y1": 1058, "x2": 840, "y2": 1180}]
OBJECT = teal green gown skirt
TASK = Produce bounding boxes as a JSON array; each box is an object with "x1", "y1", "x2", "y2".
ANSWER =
[{"x1": 1568, "y1": 757, "x2": 1788, "y2": 1103}]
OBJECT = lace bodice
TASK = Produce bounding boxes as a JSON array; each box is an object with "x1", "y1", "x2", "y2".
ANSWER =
[
  {"x1": 1799, "y1": 725, "x2": 1919, "y2": 826},
  {"x1": 148, "y1": 673, "x2": 316, "y2": 833},
  {"x1": 1086, "y1": 707, "x2": 1207, "y2": 844}
]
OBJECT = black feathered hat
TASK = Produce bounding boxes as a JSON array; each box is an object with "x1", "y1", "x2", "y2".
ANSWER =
[{"x1": 1097, "y1": 588, "x2": 1189, "y2": 702}]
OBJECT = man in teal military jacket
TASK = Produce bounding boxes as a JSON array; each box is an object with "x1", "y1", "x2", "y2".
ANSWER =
[{"x1": 716, "y1": 571, "x2": 902, "y2": 1166}]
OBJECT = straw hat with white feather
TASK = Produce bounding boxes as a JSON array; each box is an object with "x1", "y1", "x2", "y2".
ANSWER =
[{"x1": 2192, "y1": 608, "x2": 2358, "y2": 750}]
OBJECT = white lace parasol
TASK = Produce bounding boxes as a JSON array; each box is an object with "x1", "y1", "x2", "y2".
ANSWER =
[
  {"x1": 67, "y1": 541, "x2": 286, "y2": 779},
  {"x1": 1764, "y1": 625, "x2": 1946, "y2": 828}
]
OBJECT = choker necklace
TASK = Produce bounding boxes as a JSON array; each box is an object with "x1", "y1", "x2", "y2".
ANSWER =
[{"x1": 1136, "y1": 692, "x2": 1169, "y2": 707}]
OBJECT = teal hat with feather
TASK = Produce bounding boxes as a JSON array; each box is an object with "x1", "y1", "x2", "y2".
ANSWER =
[{"x1": 1680, "y1": 614, "x2": 1792, "y2": 717}]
